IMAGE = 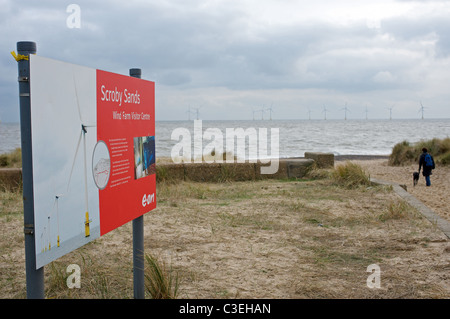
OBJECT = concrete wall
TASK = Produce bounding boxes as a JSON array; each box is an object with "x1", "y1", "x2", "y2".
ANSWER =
[
  {"x1": 0, "y1": 154, "x2": 335, "y2": 188},
  {"x1": 156, "y1": 158, "x2": 316, "y2": 183},
  {"x1": 304, "y1": 152, "x2": 334, "y2": 168}
]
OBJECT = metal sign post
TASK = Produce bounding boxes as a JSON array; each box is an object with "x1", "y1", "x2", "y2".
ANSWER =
[
  {"x1": 14, "y1": 42, "x2": 153, "y2": 299},
  {"x1": 15, "y1": 41, "x2": 45, "y2": 299},
  {"x1": 129, "y1": 68, "x2": 145, "y2": 299}
]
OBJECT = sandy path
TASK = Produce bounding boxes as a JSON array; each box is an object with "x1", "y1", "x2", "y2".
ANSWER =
[{"x1": 344, "y1": 159, "x2": 450, "y2": 223}]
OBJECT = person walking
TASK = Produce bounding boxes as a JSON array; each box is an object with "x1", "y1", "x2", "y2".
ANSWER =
[{"x1": 418, "y1": 148, "x2": 435, "y2": 187}]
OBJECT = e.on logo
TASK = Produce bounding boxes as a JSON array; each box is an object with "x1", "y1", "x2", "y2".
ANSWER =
[{"x1": 142, "y1": 193, "x2": 155, "y2": 207}]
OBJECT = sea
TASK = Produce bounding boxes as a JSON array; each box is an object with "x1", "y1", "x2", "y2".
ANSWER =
[{"x1": 1, "y1": 118, "x2": 450, "y2": 158}]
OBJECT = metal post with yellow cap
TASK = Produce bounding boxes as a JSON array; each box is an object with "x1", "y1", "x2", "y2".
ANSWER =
[{"x1": 15, "y1": 41, "x2": 45, "y2": 299}]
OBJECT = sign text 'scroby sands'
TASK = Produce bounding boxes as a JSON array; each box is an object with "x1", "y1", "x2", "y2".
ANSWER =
[{"x1": 100, "y1": 85, "x2": 141, "y2": 106}]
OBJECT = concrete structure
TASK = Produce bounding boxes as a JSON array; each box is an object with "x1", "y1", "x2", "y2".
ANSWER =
[
  {"x1": 2, "y1": 157, "x2": 319, "y2": 186},
  {"x1": 304, "y1": 152, "x2": 335, "y2": 168}
]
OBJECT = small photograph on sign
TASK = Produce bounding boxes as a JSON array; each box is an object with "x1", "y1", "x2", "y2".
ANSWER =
[{"x1": 133, "y1": 136, "x2": 156, "y2": 179}]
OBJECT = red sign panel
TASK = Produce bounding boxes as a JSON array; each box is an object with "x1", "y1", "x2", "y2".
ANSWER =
[{"x1": 96, "y1": 70, "x2": 156, "y2": 235}]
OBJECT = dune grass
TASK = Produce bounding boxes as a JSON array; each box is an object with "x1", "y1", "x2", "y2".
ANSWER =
[
  {"x1": 0, "y1": 148, "x2": 22, "y2": 168},
  {"x1": 330, "y1": 161, "x2": 371, "y2": 189},
  {"x1": 144, "y1": 254, "x2": 179, "y2": 299},
  {"x1": 389, "y1": 137, "x2": 450, "y2": 166}
]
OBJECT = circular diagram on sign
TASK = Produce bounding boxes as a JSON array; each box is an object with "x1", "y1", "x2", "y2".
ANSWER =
[{"x1": 92, "y1": 140, "x2": 110, "y2": 190}]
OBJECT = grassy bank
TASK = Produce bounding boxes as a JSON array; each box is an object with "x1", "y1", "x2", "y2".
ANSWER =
[
  {"x1": 1, "y1": 162, "x2": 448, "y2": 299},
  {"x1": 0, "y1": 148, "x2": 21, "y2": 168},
  {"x1": 389, "y1": 137, "x2": 450, "y2": 166}
]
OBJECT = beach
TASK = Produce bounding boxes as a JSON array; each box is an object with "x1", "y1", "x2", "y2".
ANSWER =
[
  {"x1": 1, "y1": 155, "x2": 450, "y2": 299},
  {"x1": 346, "y1": 157, "x2": 450, "y2": 223}
]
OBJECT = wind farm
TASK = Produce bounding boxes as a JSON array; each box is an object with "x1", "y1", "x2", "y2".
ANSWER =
[
  {"x1": 183, "y1": 98, "x2": 434, "y2": 122},
  {"x1": 291, "y1": 100, "x2": 434, "y2": 121},
  {"x1": 187, "y1": 105, "x2": 201, "y2": 120},
  {"x1": 251, "y1": 104, "x2": 274, "y2": 121}
]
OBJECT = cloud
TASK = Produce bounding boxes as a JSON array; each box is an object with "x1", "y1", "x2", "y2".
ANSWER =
[
  {"x1": 373, "y1": 71, "x2": 396, "y2": 83},
  {"x1": 1, "y1": 0, "x2": 450, "y2": 122}
]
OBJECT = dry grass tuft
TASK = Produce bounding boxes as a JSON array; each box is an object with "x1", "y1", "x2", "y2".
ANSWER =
[
  {"x1": 331, "y1": 162, "x2": 371, "y2": 188},
  {"x1": 144, "y1": 254, "x2": 179, "y2": 299},
  {"x1": 378, "y1": 200, "x2": 413, "y2": 222}
]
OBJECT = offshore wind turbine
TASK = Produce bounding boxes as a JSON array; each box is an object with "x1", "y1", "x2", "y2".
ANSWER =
[
  {"x1": 341, "y1": 103, "x2": 350, "y2": 120},
  {"x1": 322, "y1": 104, "x2": 329, "y2": 120},
  {"x1": 387, "y1": 104, "x2": 394, "y2": 120},
  {"x1": 307, "y1": 107, "x2": 312, "y2": 120},
  {"x1": 251, "y1": 107, "x2": 261, "y2": 120},
  {"x1": 192, "y1": 106, "x2": 201, "y2": 120},
  {"x1": 419, "y1": 101, "x2": 427, "y2": 120},
  {"x1": 259, "y1": 106, "x2": 266, "y2": 120},
  {"x1": 265, "y1": 103, "x2": 274, "y2": 121}
]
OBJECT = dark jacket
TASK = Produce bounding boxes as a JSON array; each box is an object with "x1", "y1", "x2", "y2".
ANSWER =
[{"x1": 419, "y1": 152, "x2": 435, "y2": 176}]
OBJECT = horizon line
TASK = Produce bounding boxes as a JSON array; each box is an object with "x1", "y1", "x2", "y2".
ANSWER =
[{"x1": 2, "y1": 117, "x2": 450, "y2": 124}]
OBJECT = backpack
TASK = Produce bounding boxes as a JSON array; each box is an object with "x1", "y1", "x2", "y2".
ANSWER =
[{"x1": 424, "y1": 153, "x2": 434, "y2": 168}]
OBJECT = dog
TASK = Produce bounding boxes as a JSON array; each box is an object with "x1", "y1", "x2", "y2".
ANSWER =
[{"x1": 413, "y1": 172, "x2": 420, "y2": 186}]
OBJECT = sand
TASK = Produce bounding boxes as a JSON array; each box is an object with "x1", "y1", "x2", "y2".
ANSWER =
[
  {"x1": 1, "y1": 157, "x2": 450, "y2": 299},
  {"x1": 346, "y1": 158, "x2": 450, "y2": 223}
]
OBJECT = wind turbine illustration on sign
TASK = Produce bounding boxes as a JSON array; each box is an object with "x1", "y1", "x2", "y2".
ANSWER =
[
  {"x1": 67, "y1": 73, "x2": 96, "y2": 238},
  {"x1": 39, "y1": 73, "x2": 96, "y2": 252},
  {"x1": 40, "y1": 193, "x2": 63, "y2": 251},
  {"x1": 54, "y1": 194, "x2": 62, "y2": 246}
]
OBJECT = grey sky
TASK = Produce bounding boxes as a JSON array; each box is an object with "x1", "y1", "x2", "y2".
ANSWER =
[{"x1": 1, "y1": 0, "x2": 450, "y2": 122}]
